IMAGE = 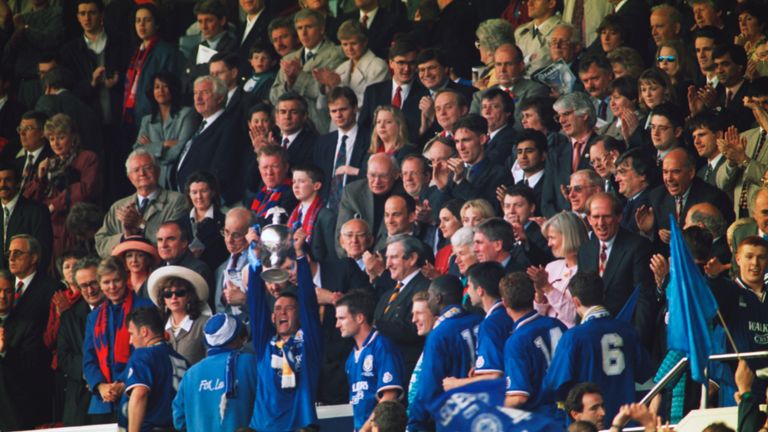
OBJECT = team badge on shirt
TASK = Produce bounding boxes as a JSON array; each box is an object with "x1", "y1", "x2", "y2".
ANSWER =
[
  {"x1": 475, "y1": 356, "x2": 485, "y2": 369},
  {"x1": 363, "y1": 355, "x2": 374, "y2": 375},
  {"x1": 128, "y1": 368, "x2": 134, "y2": 378},
  {"x1": 383, "y1": 372, "x2": 393, "y2": 384}
]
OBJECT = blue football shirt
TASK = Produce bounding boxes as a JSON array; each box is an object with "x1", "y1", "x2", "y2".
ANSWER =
[{"x1": 474, "y1": 301, "x2": 514, "y2": 374}]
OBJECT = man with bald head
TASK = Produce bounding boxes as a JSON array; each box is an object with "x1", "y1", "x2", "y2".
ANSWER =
[
  {"x1": 729, "y1": 188, "x2": 768, "y2": 266},
  {"x1": 637, "y1": 148, "x2": 733, "y2": 246},
  {"x1": 336, "y1": 153, "x2": 402, "y2": 256},
  {"x1": 649, "y1": 4, "x2": 683, "y2": 49},
  {"x1": 470, "y1": 43, "x2": 548, "y2": 128},
  {"x1": 214, "y1": 208, "x2": 255, "y2": 319}
]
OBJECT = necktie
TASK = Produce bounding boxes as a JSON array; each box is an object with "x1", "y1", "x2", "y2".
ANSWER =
[
  {"x1": 674, "y1": 195, "x2": 684, "y2": 222},
  {"x1": 2, "y1": 206, "x2": 9, "y2": 244},
  {"x1": 598, "y1": 242, "x2": 607, "y2": 277},
  {"x1": 305, "y1": 50, "x2": 315, "y2": 64},
  {"x1": 738, "y1": 131, "x2": 768, "y2": 217},
  {"x1": 531, "y1": 26, "x2": 540, "y2": 38},
  {"x1": 22, "y1": 153, "x2": 34, "y2": 186},
  {"x1": 725, "y1": 89, "x2": 733, "y2": 105},
  {"x1": 384, "y1": 282, "x2": 402, "y2": 314},
  {"x1": 598, "y1": 100, "x2": 607, "y2": 121},
  {"x1": 296, "y1": 206, "x2": 304, "y2": 225},
  {"x1": 282, "y1": 137, "x2": 290, "y2": 148},
  {"x1": 329, "y1": 135, "x2": 348, "y2": 208},
  {"x1": 502, "y1": 87, "x2": 515, "y2": 100},
  {"x1": 656, "y1": 154, "x2": 663, "y2": 167},
  {"x1": 704, "y1": 164, "x2": 713, "y2": 183},
  {"x1": 361, "y1": 13, "x2": 369, "y2": 28},
  {"x1": 572, "y1": 140, "x2": 584, "y2": 172},
  {"x1": 392, "y1": 86, "x2": 402, "y2": 109},
  {"x1": 178, "y1": 120, "x2": 206, "y2": 170},
  {"x1": 523, "y1": 177, "x2": 529, "y2": 187},
  {"x1": 14, "y1": 280, "x2": 23, "y2": 302},
  {"x1": 221, "y1": 252, "x2": 242, "y2": 306},
  {"x1": 137, "y1": 197, "x2": 150, "y2": 215}
]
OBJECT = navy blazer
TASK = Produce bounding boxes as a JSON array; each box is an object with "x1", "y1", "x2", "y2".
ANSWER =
[
  {"x1": 541, "y1": 132, "x2": 599, "y2": 217},
  {"x1": 620, "y1": 188, "x2": 651, "y2": 234},
  {"x1": 313, "y1": 125, "x2": 371, "y2": 200}
]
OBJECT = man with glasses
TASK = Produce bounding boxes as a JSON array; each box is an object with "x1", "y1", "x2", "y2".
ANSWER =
[
  {"x1": 13, "y1": 111, "x2": 52, "y2": 198},
  {"x1": 3, "y1": 235, "x2": 58, "y2": 428},
  {"x1": 58, "y1": 257, "x2": 105, "y2": 426},
  {"x1": 514, "y1": 0, "x2": 564, "y2": 75},
  {"x1": 542, "y1": 92, "x2": 599, "y2": 216},
  {"x1": 215, "y1": 208, "x2": 254, "y2": 322},
  {"x1": 588, "y1": 135, "x2": 625, "y2": 195},
  {"x1": 95, "y1": 149, "x2": 188, "y2": 257},
  {"x1": 614, "y1": 148, "x2": 654, "y2": 234},
  {"x1": 0, "y1": 160, "x2": 52, "y2": 270},
  {"x1": 565, "y1": 170, "x2": 602, "y2": 219}
]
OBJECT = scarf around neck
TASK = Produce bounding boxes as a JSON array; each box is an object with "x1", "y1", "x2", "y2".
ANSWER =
[{"x1": 93, "y1": 290, "x2": 134, "y2": 383}]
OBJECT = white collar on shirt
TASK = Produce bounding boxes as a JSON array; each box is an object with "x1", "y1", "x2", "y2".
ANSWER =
[
  {"x1": 398, "y1": 269, "x2": 421, "y2": 289},
  {"x1": 523, "y1": 169, "x2": 544, "y2": 188},
  {"x1": 242, "y1": 8, "x2": 264, "y2": 43},
  {"x1": 202, "y1": 108, "x2": 225, "y2": 128},
  {"x1": 359, "y1": 7, "x2": 378, "y2": 28},
  {"x1": 282, "y1": 129, "x2": 303, "y2": 148},
  {"x1": 3, "y1": 192, "x2": 21, "y2": 217},
  {"x1": 165, "y1": 315, "x2": 193, "y2": 334},
  {"x1": 15, "y1": 272, "x2": 36, "y2": 297}
]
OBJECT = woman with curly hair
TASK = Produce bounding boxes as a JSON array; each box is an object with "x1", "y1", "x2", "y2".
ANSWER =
[{"x1": 28, "y1": 113, "x2": 101, "y2": 259}]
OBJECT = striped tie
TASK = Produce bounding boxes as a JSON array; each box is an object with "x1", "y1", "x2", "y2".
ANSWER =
[{"x1": 384, "y1": 282, "x2": 402, "y2": 314}]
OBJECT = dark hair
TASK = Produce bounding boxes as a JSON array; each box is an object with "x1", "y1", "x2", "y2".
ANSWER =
[
  {"x1": 434, "y1": 88, "x2": 468, "y2": 110},
  {"x1": 248, "y1": 42, "x2": 279, "y2": 61},
  {"x1": 610, "y1": 76, "x2": 638, "y2": 101},
  {"x1": 328, "y1": 86, "x2": 358, "y2": 108},
  {"x1": 40, "y1": 67, "x2": 70, "y2": 90},
  {"x1": 292, "y1": 163, "x2": 325, "y2": 184},
  {"x1": 516, "y1": 129, "x2": 548, "y2": 154},
  {"x1": 615, "y1": 147, "x2": 654, "y2": 183},
  {"x1": 578, "y1": 53, "x2": 613, "y2": 75},
  {"x1": 499, "y1": 272, "x2": 534, "y2": 310},
  {"x1": 567, "y1": 272, "x2": 604, "y2": 307},
  {"x1": 127, "y1": 306, "x2": 165, "y2": 336},
  {"x1": 75, "y1": 0, "x2": 104, "y2": 12},
  {"x1": 416, "y1": 48, "x2": 449, "y2": 67},
  {"x1": 596, "y1": 135, "x2": 626, "y2": 154},
  {"x1": 565, "y1": 382, "x2": 603, "y2": 414},
  {"x1": 453, "y1": 113, "x2": 488, "y2": 136},
  {"x1": 133, "y1": 3, "x2": 163, "y2": 31},
  {"x1": 518, "y1": 96, "x2": 560, "y2": 132},
  {"x1": 749, "y1": 77, "x2": 768, "y2": 98},
  {"x1": 146, "y1": 71, "x2": 182, "y2": 117},
  {"x1": 429, "y1": 275, "x2": 464, "y2": 307},
  {"x1": 738, "y1": 235, "x2": 768, "y2": 254},
  {"x1": 0, "y1": 159, "x2": 20, "y2": 182},
  {"x1": 713, "y1": 44, "x2": 747, "y2": 68},
  {"x1": 336, "y1": 289, "x2": 377, "y2": 325},
  {"x1": 21, "y1": 110, "x2": 49, "y2": 130},
  {"x1": 439, "y1": 199, "x2": 464, "y2": 222},
  {"x1": 210, "y1": 52, "x2": 240, "y2": 70},
  {"x1": 185, "y1": 171, "x2": 221, "y2": 210},
  {"x1": 651, "y1": 102, "x2": 685, "y2": 129},
  {"x1": 247, "y1": 102, "x2": 273, "y2": 119},
  {"x1": 57, "y1": 249, "x2": 88, "y2": 283},
  {"x1": 371, "y1": 400, "x2": 408, "y2": 432},
  {"x1": 158, "y1": 220, "x2": 189, "y2": 243},
  {"x1": 686, "y1": 110, "x2": 726, "y2": 134},
  {"x1": 481, "y1": 88, "x2": 514, "y2": 115},
  {"x1": 277, "y1": 90, "x2": 308, "y2": 113},
  {"x1": 388, "y1": 37, "x2": 419, "y2": 60},
  {"x1": 194, "y1": 0, "x2": 226, "y2": 18},
  {"x1": 505, "y1": 185, "x2": 537, "y2": 206},
  {"x1": 158, "y1": 276, "x2": 203, "y2": 320},
  {"x1": 692, "y1": 26, "x2": 725, "y2": 45},
  {"x1": 569, "y1": 421, "x2": 599, "y2": 432},
  {"x1": 735, "y1": 1, "x2": 767, "y2": 29},
  {"x1": 596, "y1": 14, "x2": 628, "y2": 46},
  {"x1": 388, "y1": 193, "x2": 416, "y2": 215},
  {"x1": 466, "y1": 262, "x2": 505, "y2": 299},
  {"x1": 66, "y1": 202, "x2": 104, "y2": 238},
  {"x1": 475, "y1": 218, "x2": 515, "y2": 251},
  {"x1": 683, "y1": 225, "x2": 713, "y2": 262}
]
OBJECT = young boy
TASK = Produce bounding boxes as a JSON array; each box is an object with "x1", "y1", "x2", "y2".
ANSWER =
[
  {"x1": 242, "y1": 43, "x2": 278, "y2": 102},
  {"x1": 289, "y1": 163, "x2": 325, "y2": 245}
]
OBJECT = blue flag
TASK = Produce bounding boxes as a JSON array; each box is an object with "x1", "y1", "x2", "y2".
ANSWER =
[
  {"x1": 616, "y1": 285, "x2": 640, "y2": 322},
  {"x1": 428, "y1": 380, "x2": 564, "y2": 432},
  {"x1": 666, "y1": 215, "x2": 719, "y2": 383}
]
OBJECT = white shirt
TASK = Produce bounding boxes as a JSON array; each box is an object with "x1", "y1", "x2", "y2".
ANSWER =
[
  {"x1": 398, "y1": 269, "x2": 421, "y2": 288},
  {"x1": 391, "y1": 80, "x2": 412, "y2": 104},
  {"x1": 522, "y1": 169, "x2": 544, "y2": 189},
  {"x1": 3, "y1": 192, "x2": 20, "y2": 219},
  {"x1": 488, "y1": 124, "x2": 507, "y2": 142},
  {"x1": 241, "y1": 9, "x2": 264, "y2": 44},
  {"x1": 359, "y1": 7, "x2": 378, "y2": 29},
  {"x1": 281, "y1": 129, "x2": 303, "y2": 149},
  {"x1": 189, "y1": 205, "x2": 214, "y2": 223},
  {"x1": 202, "y1": 108, "x2": 225, "y2": 130},
  {"x1": 14, "y1": 272, "x2": 36, "y2": 298},
  {"x1": 708, "y1": 154, "x2": 723, "y2": 171},
  {"x1": 84, "y1": 30, "x2": 107, "y2": 55},
  {"x1": 0, "y1": 95, "x2": 7, "y2": 113},
  {"x1": 226, "y1": 88, "x2": 236, "y2": 107},
  {"x1": 136, "y1": 190, "x2": 159, "y2": 208},
  {"x1": 20, "y1": 146, "x2": 45, "y2": 170},
  {"x1": 599, "y1": 235, "x2": 617, "y2": 264},
  {"x1": 165, "y1": 315, "x2": 193, "y2": 337},
  {"x1": 336, "y1": 124, "x2": 358, "y2": 185}
]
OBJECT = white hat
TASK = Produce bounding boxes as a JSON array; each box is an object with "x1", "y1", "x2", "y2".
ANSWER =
[{"x1": 148, "y1": 265, "x2": 209, "y2": 307}]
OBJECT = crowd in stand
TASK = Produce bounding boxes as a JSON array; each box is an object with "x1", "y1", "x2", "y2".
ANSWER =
[{"x1": 1, "y1": 0, "x2": 768, "y2": 430}]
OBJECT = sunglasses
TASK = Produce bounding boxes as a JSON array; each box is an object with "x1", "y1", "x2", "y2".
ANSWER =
[
  {"x1": 657, "y1": 55, "x2": 677, "y2": 63},
  {"x1": 163, "y1": 289, "x2": 188, "y2": 299}
]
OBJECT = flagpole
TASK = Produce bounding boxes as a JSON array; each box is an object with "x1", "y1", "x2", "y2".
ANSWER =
[{"x1": 716, "y1": 310, "x2": 740, "y2": 355}]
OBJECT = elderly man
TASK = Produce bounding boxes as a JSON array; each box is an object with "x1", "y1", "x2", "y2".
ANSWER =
[
  {"x1": 614, "y1": 148, "x2": 654, "y2": 233},
  {"x1": 269, "y1": 9, "x2": 345, "y2": 133},
  {"x1": 549, "y1": 23, "x2": 583, "y2": 76},
  {"x1": 95, "y1": 149, "x2": 188, "y2": 257},
  {"x1": 578, "y1": 55, "x2": 615, "y2": 125},
  {"x1": 541, "y1": 92, "x2": 599, "y2": 216},
  {"x1": 588, "y1": 136, "x2": 625, "y2": 195},
  {"x1": 181, "y1": 0, "x2": 237, "y2": 97},
  {"x1": 215, "y1": 208, "x2": 254, "y2": 321},
  {"x1": 175, "y1": 75, "x2": 244, "y2": 205},
  {"x1": 649, "y1": 4, "x2": 682, "y2": 49},
  {"x1": 684, "y1": 202, "x2": 730, "y2": 274},
  {"x1": 14, "y1": 111, "x2": 53, "y2": 196},
  {"x1": 565, "y1": 170, "x2": 603, "y2": 218},
  {"x1": 248, "y1": 145, "x2": 298, "y2": 222},
  {"x1": 470, "y1": 44, "x2": 549, "y2": 128},
  {"x1": 729, "y1": 188, "x2": 768, "y2": 267},
  {"x1": 374, "y1": 235, "x2": 430, "y2": 376},
  {"x1": 3, "y1": 236, "x2": 57, "y2": 428},
  {"x1": 514, "y1": 0, "x2": 564, "y2": 75},
  {"x1": 335, "y1": 153, "x2": 402, "y2": 255}
]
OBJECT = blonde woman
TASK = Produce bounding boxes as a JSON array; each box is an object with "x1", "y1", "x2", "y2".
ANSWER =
[{"x1": 461, "y1": 199, "x2": 495, "y2": 227}]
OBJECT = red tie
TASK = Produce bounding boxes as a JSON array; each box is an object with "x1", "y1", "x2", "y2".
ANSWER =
[
  {"x1": 361, "y1": 13, "x2": 369, "y2": 28},
  {"x1": 14, "y1": 281, "x2": 23, "y2": 303},
  {"x1": 598, "y1": 243, "x2": 607, "y2": 277},
  {"x1": 282, "y1": 137, "x2": 289, "y2": 148},
  {"x1": 392, "y1": 86, "x2": 402, "y2": 109},
  {"x1": 725, "y1": 89, "x2": 733, "y2": 105},
  {"x1": 572, "y1": 140, "x2": 584, "y2": 172}
]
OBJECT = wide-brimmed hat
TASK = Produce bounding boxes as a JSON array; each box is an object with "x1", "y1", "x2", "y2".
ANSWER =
[
  {"x1": 147, "y1": 265, "x2": 209, "y2": 307},
  {"x1": 111, "y1": 236, "x2": 161, "y2": 266},
  {"x1": 203, "y1": 313, "x2": 244, "y2": 348}
]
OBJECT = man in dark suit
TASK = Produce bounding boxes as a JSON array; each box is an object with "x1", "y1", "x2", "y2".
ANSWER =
[
  {"x1": 0, "y1": 161, "x2": 53, "y2": 271},
  {"x1": 175, "y1": 75, "x2": 244, "y2": 205},
  {"x1": 638, "y1": 148, "x2": 734, "y2": 250},
  {"x1": 275, "y1": 91, "x2": 318, "y2": 168},
  {"x1": 418, "y1": 88, "x2": 469, "y2": 144},
  {"x1": 35, "y1": 67, "x2": 103, "y2": 155},
  {"x1": 343, "y1": 0, "x2": 406, "y2": 59},
  {"x1": 181, "y1": 0, "x2": 238, "y2": 99},
  {"x1": 684, "y1": 202, "x2": 731, "y2": 275},
  {"x1": 688, "y1": 111, "x2": 726, "y2": 187},
  {"x1": 13, "y1": 111, "x2": 53, "y2": 197},
  {"x1": 507, "y1": 129, "x2": 548, "y2": 214},
  {"x1": 588, "y1": 136, "x2": 625, "y2": 196},
  {"x1": 473, "y1": 218, "x2": 531, "y2": 274},
  {"x1": 712, "y1": 44, "x2": 753, "y2": 132},
  {"x1": 3, "y1": 235, "x2": 57, "y2": 428},
  {"x1": 156, "y1": 221, "x2": 214, "y2": 291},
  {"x1": 236, "y1": 0, "x2": 272, "y2": 76},
  {"x1": 614, "y1": 148, "x2": 655, "y2": 234},
  {"x1": 502, "y1": 186, "x2": 553, "y2": 267},
  {"x1": 479, "y1": 88, "x2": 515, "y2": 167},
  {"x1": 577, "y1": 192, "x2": 658, "y2": 350},
  {"x1": 314, "y1": 87, "x2": 370, "y2": 207},
  {"x1": 612, "y1": 0, "x2": 653, "y2": 63},
  {"x1": 0, "y1": 70, "x2": 24, "y2": 161},
  {"x1": 374, "y1": 234, "x2": 430, "y2": 375},
  {"x1": 359, "y1": 39, "x2": 429, "y2": 144},
  {"x1": 415, "y1": 48, "x2": 476, "y2": 101},
  {"x1": 541, "y1": 92, "x2": 600, "y2": 217},
  {"x1": 434, "y1": 114, "x2": 511, "y2": 212},
  {"x1": 58, "y1": 257, "x2": 105, "y2": 426}
]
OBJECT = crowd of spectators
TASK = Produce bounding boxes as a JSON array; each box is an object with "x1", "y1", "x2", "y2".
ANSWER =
[{"x1": 1, "y1": 0, "x2": 768, "y2": 430}]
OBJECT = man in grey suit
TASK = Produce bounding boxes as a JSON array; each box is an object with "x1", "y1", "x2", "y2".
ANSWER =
[
  {"x1": 335, "y1": 153, "x2": 402, "y2": 257},
  {"x1": 269, "y1": 9, "x2": 345, "y2": 133},
  {"x1": 214, "y1": 208, "x2": 253, "y2": 323},
  {"x1": 94, "y1": 149, "x2": 188, "y2": 257},
  {"x1": 470, "y1": 44, "x2": 549, "y2": 129}
]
